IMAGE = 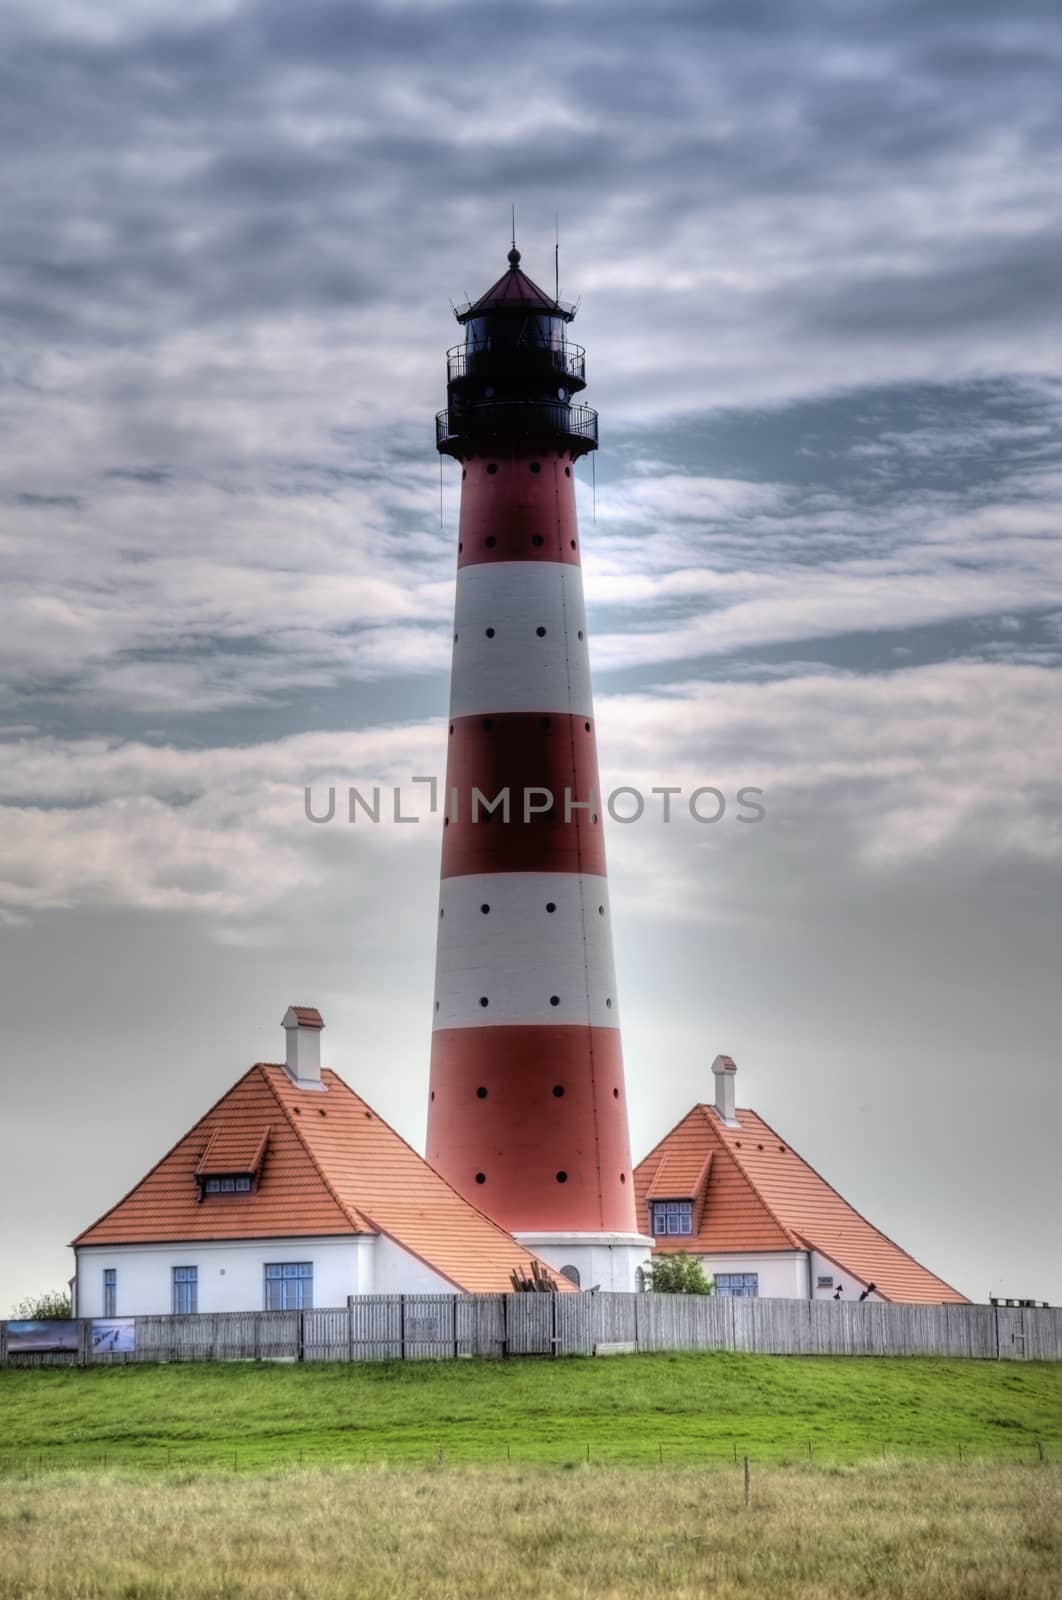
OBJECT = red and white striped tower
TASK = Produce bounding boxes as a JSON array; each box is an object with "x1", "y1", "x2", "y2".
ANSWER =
[{"x1": 427, "y1": 247, "x2": 651, "y2": 1291}]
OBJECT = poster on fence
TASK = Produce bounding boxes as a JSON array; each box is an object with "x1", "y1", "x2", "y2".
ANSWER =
[
  {"x1": 6, "y1": 1320, "x2": 80, "y2": 1354},
  {"x1": 91, "y1": 1319, "x2": 135, "y2": 1355}
]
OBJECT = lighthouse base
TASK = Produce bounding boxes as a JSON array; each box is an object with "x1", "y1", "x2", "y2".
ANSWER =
[{"x1": 514, "y1": 1231, "x2": 654, "y2": 1294}]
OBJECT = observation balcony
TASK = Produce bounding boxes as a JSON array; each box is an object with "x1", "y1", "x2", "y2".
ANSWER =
[
  {"x1": 446, "y1": 340, "x2": 586, "y2": 387},
  {"x1": 436, "y1": 400, "x2": 598, "y2": 457}
]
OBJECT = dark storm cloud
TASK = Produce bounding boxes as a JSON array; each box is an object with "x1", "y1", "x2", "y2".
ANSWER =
[{"x1": 2, "y1": 0, "x2": 1060, "y2": 357}]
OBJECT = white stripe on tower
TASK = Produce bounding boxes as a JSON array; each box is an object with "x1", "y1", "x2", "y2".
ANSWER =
[{"x1": 449, "y1": 562, "x2": 592, "y2": 717}]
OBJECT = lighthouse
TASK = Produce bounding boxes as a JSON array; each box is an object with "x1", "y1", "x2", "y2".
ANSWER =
[{"x1": 427, "y1": 245, "x2": 652, "y2": 1291}]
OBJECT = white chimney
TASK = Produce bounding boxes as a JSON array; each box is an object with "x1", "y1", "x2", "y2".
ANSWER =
[
  {"x1": 282, "y1": 1005, "x2": 325, "y2": 1088},
  {"x1": 711, "y1": 1053, "x2": 738, "y2": 1125}
]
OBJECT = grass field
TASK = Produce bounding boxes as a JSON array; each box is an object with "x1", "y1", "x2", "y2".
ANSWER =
[
  {"x1": 1, "y1": 1350, "x2": 1059, "y2": 1469},
  {"x1": 0, "y1": 1459, "x2": 1059, "y2": 1599}
]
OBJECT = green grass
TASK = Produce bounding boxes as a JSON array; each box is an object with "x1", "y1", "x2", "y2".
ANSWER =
[{"x1": 1, "y1": 1351, "x2": 1059, "y2": 1471}]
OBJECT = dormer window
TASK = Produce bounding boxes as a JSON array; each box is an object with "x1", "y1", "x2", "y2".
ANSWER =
[
  {"x1": 652, "y1": 1199, "x2": 693, "y2": 1236},
  {"x1": 203, "y1": 1175, "x2": 252, "y2": 1195},
  {"x1": 195, "y1": 1125, "x2": 270, "y2": 1201}
]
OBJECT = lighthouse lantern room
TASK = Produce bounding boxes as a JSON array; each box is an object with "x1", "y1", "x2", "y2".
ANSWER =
[{"x1": 428, "y1": 246, "x2": 653, "y2": 1292}]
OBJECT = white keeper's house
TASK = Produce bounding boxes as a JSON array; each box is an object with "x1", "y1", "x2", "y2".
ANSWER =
[
  {"x1": 72, "y1": 1006, "x2": 571, "y2": 1318},
  {"x1": 633, "y1": 1054, "x2": 966, "y2": 1305},
  {"x1": 72, "y1": 1011, "x2": 966, "y2": 1315}
]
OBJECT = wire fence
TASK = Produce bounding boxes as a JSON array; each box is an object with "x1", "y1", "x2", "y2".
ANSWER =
[{"x1": 0, "y1": 1437, "x2": 1053, "y2": 1478}]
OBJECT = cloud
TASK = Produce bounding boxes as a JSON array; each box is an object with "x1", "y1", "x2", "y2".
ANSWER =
[{"x1": 1, "y1": 660, "x2": 1057, "y2": 928}]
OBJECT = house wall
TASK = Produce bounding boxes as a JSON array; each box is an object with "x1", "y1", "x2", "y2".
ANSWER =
[
  {"x1": 690, "y1": 1250, "x2": 811, "y2": 1299},
  {"x1": 372, "y1": 1233, "x2": 455, "y2": 1294},
  {"x1": 809, "y1": 1249, "x2": 881, "y2": 1302},
  {"x1": 74, "y1": 1236, "x2": 375, "y2": 1315}
]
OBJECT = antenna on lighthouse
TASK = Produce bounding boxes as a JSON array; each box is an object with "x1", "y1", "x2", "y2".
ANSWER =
[
  {"x1": 511, "y1": 203, "x2": 516, "y2": 254},
  {"x1": 554, "y1": 213, "x2": 560, "y2": 302}
]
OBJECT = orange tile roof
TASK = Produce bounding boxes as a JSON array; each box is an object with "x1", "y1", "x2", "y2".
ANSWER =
[
  {"x1": 195, "y1": 1125, "x2": 270, "y2": 1177},
  {"x1": 74, "y1": 1064, "x2": 570, "y2": 1295},
  {"x1": 634, "y1": 1103, "x2": 967, "y2": 1304}
]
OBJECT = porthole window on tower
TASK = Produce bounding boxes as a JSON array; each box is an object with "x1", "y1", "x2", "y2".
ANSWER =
[
  {"x1": 565, "y1": 466, "x2": 572, "y2": 477},
  {"x1": 475, "y1": 1172, "x2": 486, "y2": 1184},
  {"x1": 485, "y1": 627, "x2": 495, "y2": 638},
  {"x1": 555, "y1": 1171, "x2": 568, "y2": 1184},
  {"x1": 552, "y1": 1085, "x2": 565, "y2": 1097},
  {"x1": 536, "y1": 626, "x2": 547, "y2": 637},
  {"x1": 480, "y1": 903, "x2": 490, "y2": 914},
  {"x1": 487, "y1": 463, "x2": 498, "y2": 474},
  {"x1": 476, "y1": 1087, "x2": 488, "y2": 1099},
  {"x1": 529, "y1": 461, "x2": 541, "y2": 474},
  {"x1": 549, "y1": 995, "x2": 560, "y2": 1007},
  {"x1": 531, "y1": 534, "x2": 544, "y2": 546},
  {"x1": 485, "y1": 536, "x2": 496, "y2": 548},
  {"x1": 545, "y1": 902, "x2": 556, "y2": 913},
  {"x1": 479, "y1": 996, "x2": 489, "y2": 1007}
]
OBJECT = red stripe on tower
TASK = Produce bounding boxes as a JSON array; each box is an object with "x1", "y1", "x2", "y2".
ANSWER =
[{"x1": 427, "y1": 247, "x2": 651, "y2": 1290}]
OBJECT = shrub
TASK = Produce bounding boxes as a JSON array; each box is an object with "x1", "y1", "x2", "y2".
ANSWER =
[
  {"x1": 10, "y1": 1290, "x2": 72, "y2": 1320},
  {"x1": 644, "y1": 1253, "x2": 714, "y2": 1295}
]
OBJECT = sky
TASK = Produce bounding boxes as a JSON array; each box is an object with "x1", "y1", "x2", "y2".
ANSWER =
[{"x1": 2, "y1": 0, "x2": 1060, "y2": 1311}]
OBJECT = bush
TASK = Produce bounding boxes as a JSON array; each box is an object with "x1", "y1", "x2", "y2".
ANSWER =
[
  {"x1": 644, "y1": 1253, "x2": 714, "y2": 1295},
  {"x1": 10, "y1": 1290, "x2": 72, "y2": 1320}
]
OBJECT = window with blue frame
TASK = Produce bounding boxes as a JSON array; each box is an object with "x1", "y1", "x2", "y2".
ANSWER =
[
  {"x1": 102, "y1": 1267, "x2": 116, "y2": 1317},
  {"x1": 651, "y1": 1200, "x2": 693, "y2": 1236},
  {"x1": 203, "y1": 1175, "x2": 252, "y2": 1193},
  {"x1": 172, "y1": 1265, "x2": 198, "y2": 1315},
  {"x1": 264, "y1": 1261, "x2": 313, "y2": 1311},
  {"x1": 716, "y1": 1272, "x2": 759, "y2": 1298}
]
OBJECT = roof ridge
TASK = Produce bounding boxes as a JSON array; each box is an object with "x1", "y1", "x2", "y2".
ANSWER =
[
  {"x1": 259, "y1": 1066, "x2": 373, "y2": 1235},
  {"x1": 741, "y1": 1107, "x2": 967, "y2": 1301},
  {"x1": 320, "y1": 1067, "x2": 568, "y2": 1289},
  {"x1": 694, "y1": 1104, "x2": 803, "y2": 1250},
  {"x1": 70, "y1": 1064, "x2": 263, "y2": 1247}
]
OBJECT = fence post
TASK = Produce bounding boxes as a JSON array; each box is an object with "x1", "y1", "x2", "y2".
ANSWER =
[
  {"x1": 297, "y1": 1311, "x2": 305, "y2": 1363},
  {"x1": 399, "y1": 1294, "x2": 406, "y2": 1361},
  {"x1": 453, "y1": 1295, "x2": 459, "y2": 1360}
]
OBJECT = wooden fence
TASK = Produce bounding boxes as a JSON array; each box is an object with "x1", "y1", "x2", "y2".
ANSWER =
[{"x1": 2, "y1": 1294, "x2": 1060, "y2": 1367}]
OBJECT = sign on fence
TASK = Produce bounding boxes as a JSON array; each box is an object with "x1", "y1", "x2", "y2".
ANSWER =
[
  {"x1": 91, "y1": 1319, "x2": 136, "y2": 1355},
  {"x1": 6, "y1": 1320, "x2": 80, "y2": 1355}
]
